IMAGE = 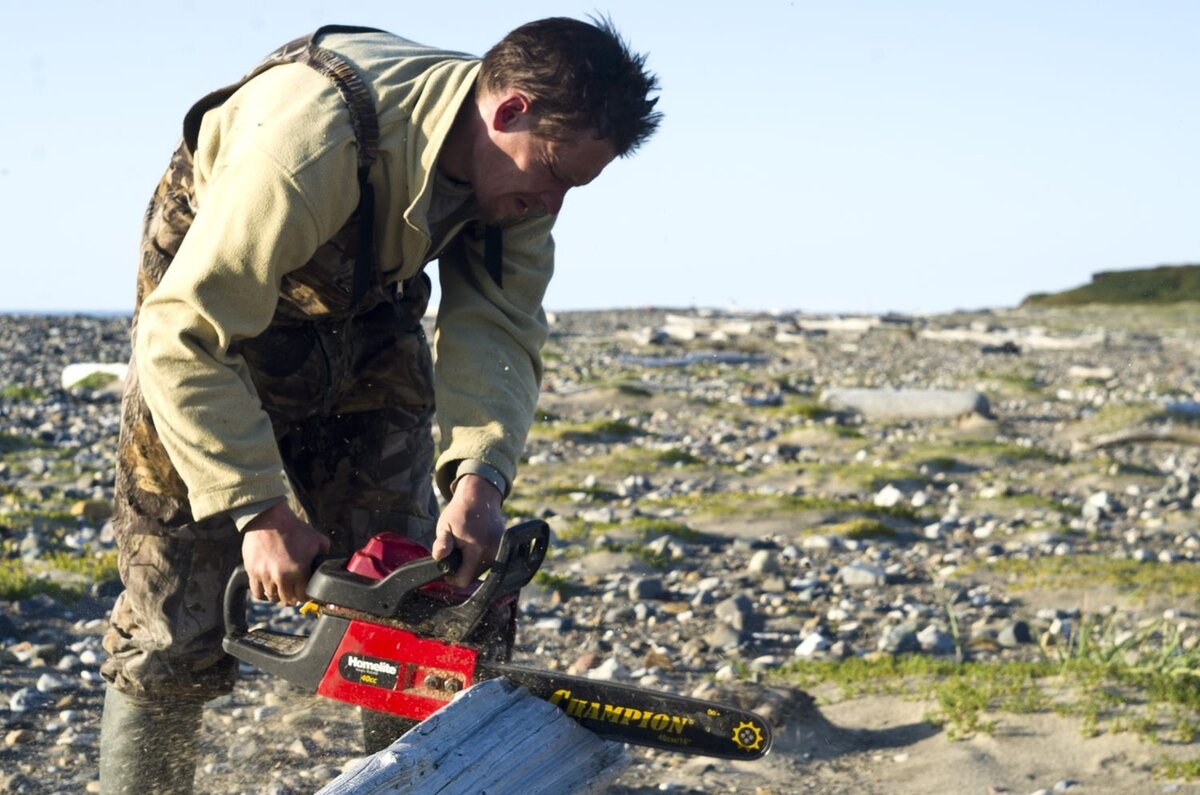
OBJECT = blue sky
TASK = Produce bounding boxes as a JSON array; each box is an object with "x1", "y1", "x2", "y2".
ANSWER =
[{"x1": 1, "y1": 1, "x2": 1196, "y2": 314}]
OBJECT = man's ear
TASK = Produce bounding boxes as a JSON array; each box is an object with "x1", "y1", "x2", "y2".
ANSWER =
[{"x1": 491, "y1": 93, "x2": 532, "y2": 132}]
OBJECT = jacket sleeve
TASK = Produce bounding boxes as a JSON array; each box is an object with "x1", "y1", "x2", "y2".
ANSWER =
[
  {"x1": 433, "y1": 215, "x2": 555, "y2": 500},
  {"x1": 136, "y1": 67, "x2": 359, "y2": 521}
]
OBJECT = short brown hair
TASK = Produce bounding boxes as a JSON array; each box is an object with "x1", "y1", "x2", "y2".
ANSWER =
[{"x1": 480, "y1": 16, "x2": 661, "y2": 157}]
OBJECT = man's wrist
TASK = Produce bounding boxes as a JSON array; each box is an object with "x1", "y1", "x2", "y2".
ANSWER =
[
  {"x1": 450, "y1": 460, "x2": 507, "y2": 499},
  {"x1": 229, "y1": 497, "x2": 287, "y2": 532}
]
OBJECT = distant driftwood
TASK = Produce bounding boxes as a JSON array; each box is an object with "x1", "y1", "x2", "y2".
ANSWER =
[
  {"x1": 1086, "y1": 427, "x2": 1200, "y2": 450},
  {"x1": 316, "y1": 679, "x2": 628, "y2": 795},
  {"x1": 60, "y1": 362, "x2": 128, "y2": 389},
  {"x1": 822, "y1": 388, "x2": 991, "y2": 420}
]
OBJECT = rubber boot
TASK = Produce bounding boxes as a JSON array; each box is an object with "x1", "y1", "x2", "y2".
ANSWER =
[
  {"x1": 360, "y1": 707, "x2": 418, "y2": 754},
  {"x1": 98, "y1": 686, "x2": 204, "y2": 795}
]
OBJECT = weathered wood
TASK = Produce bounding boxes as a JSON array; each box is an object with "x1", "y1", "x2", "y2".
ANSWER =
[
  {"x1": 822, "y1": 388, "x2": 990, "y2": 420},
  {"x1": 316, "y1": 678, "x2": 628, "y2": 795},
  {"x1": 1087, "y1": 427, "x2": 1200, "y2": 450}
]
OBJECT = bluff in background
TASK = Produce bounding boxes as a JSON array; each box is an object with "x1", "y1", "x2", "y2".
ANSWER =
[{"x1": 1022, "y1": 263, "x2": 1200, "y2": 306}]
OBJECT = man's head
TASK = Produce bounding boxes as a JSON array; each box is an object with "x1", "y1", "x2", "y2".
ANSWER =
[
  {"x1": 454, "y1": 16, "x2": 661, "y2": 224},
  {"x1": 479, "y1": 16, "x2": 662, "y2": 158}
]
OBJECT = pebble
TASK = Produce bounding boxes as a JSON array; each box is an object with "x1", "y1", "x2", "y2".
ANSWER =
[
  {"x1": 629, "y1": 577, "x2": 665, "y2": 601},
  {"x1": 839, "y1": 562, "x2": 888, "y2": 588}
]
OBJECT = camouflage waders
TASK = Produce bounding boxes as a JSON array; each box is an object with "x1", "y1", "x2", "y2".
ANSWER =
[{"x1": 101, "y1": 27, "x2": 440, "y2": 701}]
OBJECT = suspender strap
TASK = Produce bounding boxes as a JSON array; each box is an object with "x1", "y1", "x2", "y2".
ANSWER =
[{"x1": 181, "y1": 25, "x2": 384, "y2": 309}]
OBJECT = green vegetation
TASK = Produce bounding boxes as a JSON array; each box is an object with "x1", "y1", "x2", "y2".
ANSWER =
[
  {"x1": 0, "y1": 384, "x2": 44, "y2": 401},
  {"x1": 0, "y1": 550, "x2": 118, "y2": 602},
  {"x1": 554, "y1": 516, "x2": 700, "y2": 544},
  {"x1": 1159, "y1": 757, "x2": 1200, "y2": 781},
  {"x1": 810, "y1": 517, "x2": 897, "y2": 540},
  {"x1": 763, "y1": 396, "x2": 832, "y2": 421},
  {"x1": 532, "y1": 570, "x2": 584, "y2": 598},
  {"x1": 953, "y1": 555, "x2": 1200, "y2": 602},
  {"x1": 776, "y1": 616, "x2": 1200, "y2": 759},
  {"x1": 1022, "y1": 264, "x2": 1200, "y2": 307},
  {"x1": 536, "y1": 418, "x2": 648, "y2": 444},
  {"x1": 908, "y1": 439, "x2": 1065, "y2": 466},
  {"x1": 0, "y1": 433, "x2": 43, "y2": 454},
  {"x1": 655, "y1": 447, "x2": 704, "y2": 466},
  {"x1": 71, "y1": 372, "x2": 120, "y2": 390},
  {"x1": 804, "y1": 461, "x2": 926, "y2": 492}
]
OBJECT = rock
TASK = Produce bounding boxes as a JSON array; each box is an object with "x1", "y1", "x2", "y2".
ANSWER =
[
  {"x1": 747, "y1": 550, "x2": 780, "y2": 575},
  {"x1": 998, "y1": 621, "x2": 1033, "y2": 648},
  {"x1": 795, "y1": 632, "x2": 831, "y2": 658},
  {"x1": 1083, "y1": 491, "x2": 1112, "y2": 521},
  {"x1": 35, "y1": 673, "x2": 77, "y2": 694},
  {"x1": 715, "y1": 595, "x2": 754, "y2": 631},
  {"x1": 628, "y1": 577, "x2": 664, "y2": 601},
  {"x1": 878, "y1": 624, "x2": 921, "y2": 654},
  {"x1": 705, "y1": 624, "x2": 742, "y2": 651},
  {"x1": 5, "y1": 729, "x2": 35, "y2": 746},
  {"x1": 874, "y1": 484, "x2": 904, "y2": 508},
  {"x1": 9, "y1": 688, "x2": 49, "y2": 713},
  {"x1": 69, "y1": 499, "x2": 112, "y2": 524},
  {"x1": 586, "y1": 657, "x2": 627, "y2": 681},
  {"x1": 839, "y1": 562, "x2": 887, "y2": 588},
  {"x1": 917, "y1": 625, "x2": 956, "y2": 655}
]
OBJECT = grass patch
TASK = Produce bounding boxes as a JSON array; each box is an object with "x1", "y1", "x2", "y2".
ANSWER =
[
  {"x1": 542, "y1": 418, "x2": 648, "y2": 444},
  {"x1": 0, "y1": 433, "x2": 44, "y2": 454},
  {"x1": 0, "y1": 508, "x2": 80, "y2": 538},
  {"x1": 763, "y1": 396, "x2": 832, "y2": 421},
  {"x1": 1158, "y1": 756, "x2": 1200, "y2": 781},
  {"x1": 910, "y1": 439, "x2": 1065, "y2": 466},
  {"x1": 811, "y1": 518, "x2": 897, "y2": 540},
  {"x1": 0, "y1": 384, "x2": 44, "y2": 401},
  {"x1": 532, "y1": 570, "x2": 584, "y2": 598},
  {"x1": 953, "y1": 555, "x2": 1200, "y2": 602},
  {"x1": 616, "y1": 382, "x2": 653, "y2": 398},
  {"x1": 804, "y1": 461, "x2": 926, "y2": 492},
  {"x1": 776, "y1": 615, "x2": 1200, "y2": 745},
  {"x1": 0, "y1": 550, "x2": 118, "y2": 602},
  {"x1": 655, "y1": 448, "x2": 704, "y2": 466},
  {"x1": 71, "y1": 372, "x2": 119, "y2": 390}
]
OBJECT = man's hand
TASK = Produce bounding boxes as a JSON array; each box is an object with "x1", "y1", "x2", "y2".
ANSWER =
[
  {"x1": 432, "y1": 474, "x2": 504, "y2": 588},
  {"x1": 241, "y1": 502, "x2": 331, "y2": 604}
]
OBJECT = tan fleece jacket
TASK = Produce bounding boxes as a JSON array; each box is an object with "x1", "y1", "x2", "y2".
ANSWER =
[{"x1": 135, "y1": 30, "x2": 554, "y2": 521}]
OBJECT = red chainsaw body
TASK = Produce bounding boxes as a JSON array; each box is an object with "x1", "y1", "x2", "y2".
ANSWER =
[
  {"x1": 315, "y1": 619, "x2": 479, "y2": 718},
  {"x1": 313, "y1": 532, "x2": 494, "y2": 720}
]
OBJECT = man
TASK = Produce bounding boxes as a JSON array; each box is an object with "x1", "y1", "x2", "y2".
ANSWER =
[{"x1": 98, "y1": 17, "x2": 659, "y2": 793}]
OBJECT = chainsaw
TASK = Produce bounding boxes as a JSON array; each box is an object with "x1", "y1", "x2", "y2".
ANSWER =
[{"x1": 223, "y1": 519, "x2": 772, "y2": 760}]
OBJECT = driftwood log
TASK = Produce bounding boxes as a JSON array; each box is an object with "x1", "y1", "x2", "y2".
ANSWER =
[
  {"x1": 316, "y1": 678, "x2": 629, "y2": 795},
  {"x1": 1087, "y1": 427, "x2": 1200, "y2": 450}
]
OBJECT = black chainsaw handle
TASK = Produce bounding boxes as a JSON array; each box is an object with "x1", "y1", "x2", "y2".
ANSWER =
[
  {"x1": 304, "y1": 544, "x2": 463, "y2": 617},
  {"x1": 224, "y1": 566, "x2": 253, "y2": 639},
  {"x1": 424, "y1": 518, "x2": 549, "y2": 642}
]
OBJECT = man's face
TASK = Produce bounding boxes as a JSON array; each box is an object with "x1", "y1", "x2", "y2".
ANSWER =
[{"x1": 471, "y1": 94, "x2": 617, "y2": 224}]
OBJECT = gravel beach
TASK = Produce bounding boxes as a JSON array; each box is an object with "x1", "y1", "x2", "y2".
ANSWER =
[{"x1": 1, "y1": 304, "x2": 1198, "y2": 794}]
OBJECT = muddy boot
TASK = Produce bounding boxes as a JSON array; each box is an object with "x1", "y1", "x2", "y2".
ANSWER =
[
  {"x1": 99, "y1": 686, "x2": 204, "y2": 795},
  {"x1": 360, "y1": 707, "x2": 418, "y2": 754}
]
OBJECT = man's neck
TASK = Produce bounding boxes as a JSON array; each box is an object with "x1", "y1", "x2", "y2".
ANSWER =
[{"x1": 438, "y1": 96, "x2": 479, "y2": 186}]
